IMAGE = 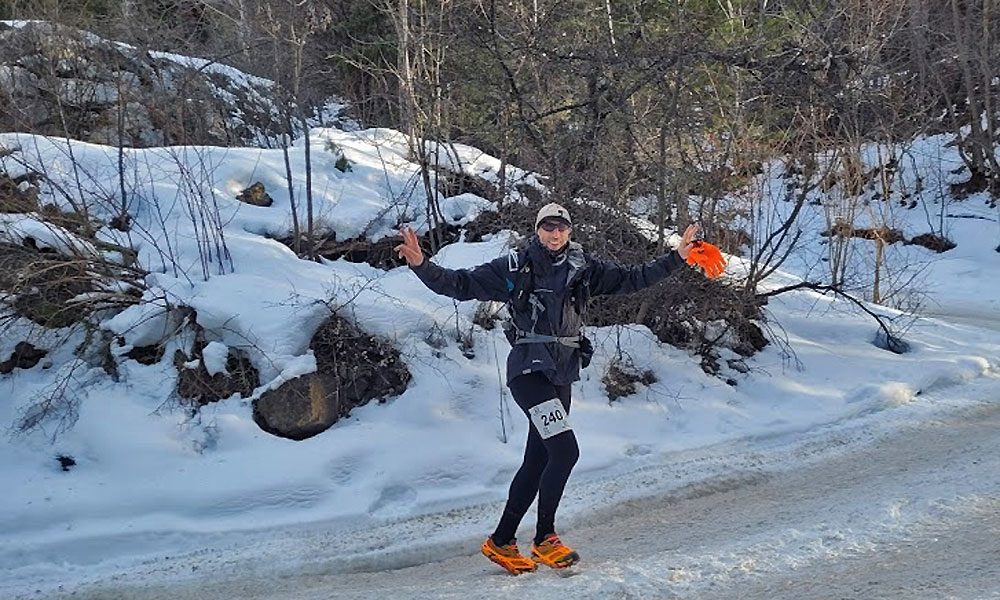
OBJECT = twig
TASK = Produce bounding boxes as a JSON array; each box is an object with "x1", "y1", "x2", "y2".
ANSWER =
[{"x1": 757, "y1": 281, "x2": 901, "y2": 346}]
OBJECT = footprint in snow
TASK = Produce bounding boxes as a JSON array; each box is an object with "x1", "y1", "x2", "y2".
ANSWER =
[{"x1": 368, "y1": 484, "x2": 417, "y2": 516}]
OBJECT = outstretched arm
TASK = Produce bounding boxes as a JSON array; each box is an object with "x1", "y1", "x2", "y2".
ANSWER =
[
  {"x1": 394, "y1": 227, "x2": 509, "y2": 302},
  {"x1": 588, "y1": 224, "x2": 700, "y2": 296}
]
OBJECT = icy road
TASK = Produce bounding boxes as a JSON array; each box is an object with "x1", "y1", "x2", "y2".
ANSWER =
[{"x1": 32, "y1": 377, "x2": 999, "y2": 600}]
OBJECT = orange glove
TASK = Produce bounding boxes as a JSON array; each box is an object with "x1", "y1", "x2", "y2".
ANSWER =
[{"x1": 685, "y1": 240, "x2": 726, "y2": 278}]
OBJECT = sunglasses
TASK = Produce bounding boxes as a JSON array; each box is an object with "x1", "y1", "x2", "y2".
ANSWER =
[{"x1": 539, "y1": 220, "x2": 571, "y2": 232}]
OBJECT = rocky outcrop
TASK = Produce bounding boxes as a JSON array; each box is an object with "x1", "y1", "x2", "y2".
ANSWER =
[
  {"x1": 253, "y1": 314, "x2": 410, "y2": 440},
  {"x1": 0, "y1": 21, "x2": 283, "y2": 148}
]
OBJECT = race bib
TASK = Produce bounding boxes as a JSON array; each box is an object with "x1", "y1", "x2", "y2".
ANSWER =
[{"x1": 528, "y1": 398, "x2": 573, "y2": 439}]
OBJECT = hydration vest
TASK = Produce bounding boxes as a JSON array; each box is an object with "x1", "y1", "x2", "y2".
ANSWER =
[{"x1": 502, "y1": 247, "x2": 594, "y2": 368}]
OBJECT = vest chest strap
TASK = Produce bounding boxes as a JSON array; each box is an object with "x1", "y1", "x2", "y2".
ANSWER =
[{"x1": 512, "y1": 331, "x2": 581, "y2": 348}]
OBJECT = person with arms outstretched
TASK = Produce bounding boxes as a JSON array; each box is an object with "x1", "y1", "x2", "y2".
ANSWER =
[{"x1": 395, "y1": 203, "x2": 724, "y2": 575}]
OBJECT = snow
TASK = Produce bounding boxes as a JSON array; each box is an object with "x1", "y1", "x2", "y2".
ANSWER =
[
  {"x1": 740, "y1": 133, "x2": 1000, "y2": 318},
  {"x1": 0, "y1": 19, "x2": 35, "y2": 28},
  {"x1": 0, "y1": 213, "x2": 99, "y2": 256},
  {"x1": 1, "y1": 40, "x2": 1000, "y2": 600},
  {"x1": 201, "y1": 342, "x2": 229, "y2": 376}
]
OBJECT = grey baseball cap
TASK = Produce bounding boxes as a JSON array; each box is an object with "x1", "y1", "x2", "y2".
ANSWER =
[{"x1": 535, "y1": 202, "x2": 572, "y2": 229}]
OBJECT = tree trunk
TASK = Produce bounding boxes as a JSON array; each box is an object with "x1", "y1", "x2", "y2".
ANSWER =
[
  {"x1": 952, "y1": 0, "x2": 987, "y2": 177},
  {"x1": 281, "y1": 109, "x2": 301, "y2": 256},
  {"x1": 873, "y1": 235, "x2": 884, "y2": 304},
  {"x1": 656, "y1": 124, "x2": 669, "y2": 253},
  {"x1": 302, "y1": 110, "x2": 315, "y2": 259}
]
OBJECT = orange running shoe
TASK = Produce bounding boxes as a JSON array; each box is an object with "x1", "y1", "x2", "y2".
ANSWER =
[
  {"x1": 530, "y1": 533, "x2": 580, "y2": 569},
  {"x1": 481, "y1": 537, "x2": 537, "y2": 575}
]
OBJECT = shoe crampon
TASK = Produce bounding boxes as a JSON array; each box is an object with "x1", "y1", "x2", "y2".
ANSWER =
[
  {"x1": 530, "y1": 533, "x2": 580, "y2": 569},
  {"x1": 481, "y1": 537, "x2": 537, "y2": 575}
]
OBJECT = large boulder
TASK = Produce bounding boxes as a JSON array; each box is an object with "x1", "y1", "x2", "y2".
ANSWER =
[
  {"x1": 0, "y1": 21, "x2": 285, "y2": 148},
  {"x1": 252, "y1": 372, "x2": 353, "y2": 441},
  {"x1": 252, "y1": 314, "x2": 410, "y2": 440}
]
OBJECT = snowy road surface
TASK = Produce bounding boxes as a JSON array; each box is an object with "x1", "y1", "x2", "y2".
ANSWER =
[
  {"x1": 924, "y1": 307, "x2": 1000, "y2": 333},
  {"x1": 32, "y1": 384, "x2": 999, "y2": 600}
]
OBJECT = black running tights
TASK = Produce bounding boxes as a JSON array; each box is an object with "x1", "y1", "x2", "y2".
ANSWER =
[{"x1": 491, "y1": 372, "x2": 580, "y2": 546}]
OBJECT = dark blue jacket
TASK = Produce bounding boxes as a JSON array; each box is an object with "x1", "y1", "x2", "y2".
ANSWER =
[{"x1": 411, "y1": 236, "x2": 687, "y2": 385}]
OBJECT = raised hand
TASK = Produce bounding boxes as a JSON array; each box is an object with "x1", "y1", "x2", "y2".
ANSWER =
[
  {"x1": 677, "y1": 224, "x2": 700, "y2": 260},
  {"x1": 394, "y1": 226, "x2": 425, "y2": 267}
]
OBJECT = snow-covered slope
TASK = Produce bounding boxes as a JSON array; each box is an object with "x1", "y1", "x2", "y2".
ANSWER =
[{"x1": 735, "y1": 134, "x2": 1000, "y2": 318}]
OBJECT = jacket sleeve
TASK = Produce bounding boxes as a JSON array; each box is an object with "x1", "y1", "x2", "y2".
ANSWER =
[
  {"x1": 586, "y1": 251, "x2": 688, "y2": 297},
  {"x1": 409, "y1": 254, "x2": 511, "y2": 302}
]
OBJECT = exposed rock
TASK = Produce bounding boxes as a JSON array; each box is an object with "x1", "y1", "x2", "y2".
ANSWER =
[
  {"x1": 0, "y1": 342, "x2": 48, "y2": 374},
  {"x1": 51, "y1": 78, "x2": 121, "y2": 106},
  {"x1": 252, "y1": 314, "x2": 410, "y2": 440},
  {"x1": 90, "y1": 102, "x2": 163, "y2": 147},
  {"x1": 236, "y1": 182, "x2": 273, "y2": 207},
  {"x1": 253, "y1": 372, "x2": 349, "y2": 441},
  {"x1": 0, "y1": 65, "x2": 39, "y2": 92},
  {"x1": 0, "y1": 21, "x2": 285, "y2": 148}
]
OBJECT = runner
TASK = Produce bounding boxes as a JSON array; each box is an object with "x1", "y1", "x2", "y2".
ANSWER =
[{"x1": 395, "y1": 203, "x2": 724, "y2": 574}]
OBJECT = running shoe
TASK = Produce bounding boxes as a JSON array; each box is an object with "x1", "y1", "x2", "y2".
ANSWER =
[
  {"x1": 481, "y1": 536, "x2": 537, "y2": 575},
  {"x1": 530, "y1": 533, "x2": 580, "y2": 568}
]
